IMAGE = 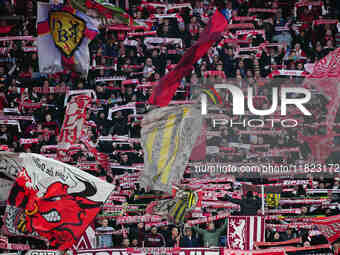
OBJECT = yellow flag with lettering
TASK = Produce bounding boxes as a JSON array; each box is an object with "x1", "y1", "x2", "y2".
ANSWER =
[
  {"x1": 37, "y1": 2, "x2": 99, "y2": 75},
  {"x1": 266, "y1": 193, "x2": 281, "y2": 208},
  {"x1": 49, "y1": 11, "x2": 86, "y2": 56}
]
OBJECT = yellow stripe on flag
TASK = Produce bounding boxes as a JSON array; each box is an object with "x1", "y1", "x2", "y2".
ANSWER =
[
  {"x1": 146, "y1": 127, "x2": 158, "y2": 164},
  {"x1": 160, "y1": 108, "x2": 189, "y2": 184},
  {"x1": 202, "y1": 89, "x2": 217, "y2": 105},
  {"x1": 157, "y1": 114, "x2": 177, "y2": 176}
]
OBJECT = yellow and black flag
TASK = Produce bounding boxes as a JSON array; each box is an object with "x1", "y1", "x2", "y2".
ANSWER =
[
  {"x1": 169, "y1": 189, "x2": 198, "y2": 223},
  {"x1": 146, "y1": 189, "x2": 199, "y2": 224},
  {"x1": 139, "y1": 104, "x2": 203, "y2": 194}
]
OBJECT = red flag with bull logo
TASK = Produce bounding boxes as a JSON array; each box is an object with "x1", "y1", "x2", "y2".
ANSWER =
[{"x1": 1, "y1": 152, "x2": 114, "y2": 250}]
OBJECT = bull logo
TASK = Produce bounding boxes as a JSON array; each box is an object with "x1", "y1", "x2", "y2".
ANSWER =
[
  {"x1": 7, "y1": 171, "x2": 101, "y2": 249},
  {"x1": 49, "y1": 11, "x2": 85, "y2": 56}
]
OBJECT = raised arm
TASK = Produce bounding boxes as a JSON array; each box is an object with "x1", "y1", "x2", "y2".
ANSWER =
[
  {"x1": 223, "y1": 194, "x2": 242, "y2": 205},
  {"x1": 191, "y1": 224, "x2": 205, "y2": 235},
  {"x1": 216, "y1": 217, "x2": 229, "y2": 235}
]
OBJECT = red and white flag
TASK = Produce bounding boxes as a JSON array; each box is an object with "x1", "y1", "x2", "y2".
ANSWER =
[
  {"x1": 312, "y1": 214, "x2": 340, "y2": 243},
  {"x1": 72, "y1": 224, "x2": 96, "y2": 250},
  {"x1": 227, "y1": 216, "x2": 265, "y2": 250}
]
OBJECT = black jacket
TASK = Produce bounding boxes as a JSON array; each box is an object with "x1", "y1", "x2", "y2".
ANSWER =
[
  {"x1": 223, "y1": 195, "x2": 261, "y2": 216},
  {"x1": 180, "y1": 236, "x2": 200, "y2": 248}
]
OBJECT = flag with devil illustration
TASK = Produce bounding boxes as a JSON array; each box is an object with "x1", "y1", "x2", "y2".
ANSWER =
[{"x1": 0, "y1": 152, "x2": 114, "y2": 250}]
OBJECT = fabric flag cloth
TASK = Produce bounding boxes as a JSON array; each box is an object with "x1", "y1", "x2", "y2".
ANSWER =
[
  {"x1": 300, "y1": 47, "x2": 340, "y2": 162},
  {"x1": 1, "y1": 152, "x2": 114, "y2": 250},
  {"x1": 72, "y1": 224, "x2": 96, "y2": 250},
  {"x1": 223, "y1": 249, "x2": 285, "y2": 255},
  {"x1": 146, "y1": 189, "x2": 199, "y2": 224},
  {"x1": 0, "y1": 177, "x2": 14, "y2": 202},
  {"x1": 189, "y1": 121, "x2": 207, "y2": 161},
  {"x1": 148, "y1": 9, "x2": 229, "y2": 107},
  {"x1": 139, "y1": 104, "x2": 203, "y2": 194},
  {"x1": 58, "y1": 94, "x2": 92, "y2": 161},
  {"x1": 37, "y1": 2, "x2": 99, "y2": 76},
  {"x1": 227, "y1": 216, "x2": 265, "y2": 250},
  {"x1": 69, "y1": 0, "x2": 136, "y2": 25},
  {"x1": 242, "y1": 184, "x2": 282, "y2": 209},
  {"x1": 312, "y1": 215, "x2": 340, "y2": 243},
  {"x1": 58, "y1": 92, "x2": 108, "y2": 171}
]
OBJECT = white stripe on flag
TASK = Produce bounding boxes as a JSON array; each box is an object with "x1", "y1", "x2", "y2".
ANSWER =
[
  {"x1": 257, "y1": 216, "x2": 262, "y2": 242},
  {"x1": 249, "y1": 216, "x2": 254, "y2": 249}
]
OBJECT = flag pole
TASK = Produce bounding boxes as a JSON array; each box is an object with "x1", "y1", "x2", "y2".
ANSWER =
[{"x1": 261, "y1": 184, "x2": 265, "y2": 215}]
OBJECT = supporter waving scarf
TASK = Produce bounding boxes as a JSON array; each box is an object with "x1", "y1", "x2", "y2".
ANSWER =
[{"x1": 148, "y1": 7, "x2": 230, "y2": 107}]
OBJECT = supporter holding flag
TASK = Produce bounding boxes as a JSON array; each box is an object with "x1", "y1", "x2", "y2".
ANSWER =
[{"x1": 223, "y1": 191, "x2": 261, "y2": 216}]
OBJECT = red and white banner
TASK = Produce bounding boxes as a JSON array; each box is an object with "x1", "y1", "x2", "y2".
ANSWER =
[
  {"x1": 232, "y1": 16, "x2": 256, "y2": 22},
  {"x1": 223, "y1": 249, "x2": 284, "y2": 255},
  {"x1": 144, "y1": 37, "x2": 183, "y2": 49},
  {"x1": 0, "y1": 242, "x2": 30, "y2": 250},
  {"x1": 235, "y1": 30, "x2": 266, "y2": 39},
  {"x1": 166, "y1": 3, "x2": 192, "y2": 11},
  {"x1": 33, "y1": 86, "x2": 70, "y2": 94},
  {"x1": 0, "y1": 36, "x2": 35, "y2": 41},
  {"x1": 75, "y1": 247, "x2": 285, "y2": 255},
  {"x1": 248, "y1": 8, "x2": 278, "y2": 13},
  {"x1": 279, "y1": 198, "x2": 330, "y2": 205},
  {"x1": 96, "y1": 76, "x2": 126, "y2": 82},
  {"x1": 202, "y1": 201, "x2": 239, "y2": 209},
  {"x1": 95, "y1": 229, "x2": 128, "y2": 236},
  {"x1": 187, "y1": 212, "x2": 230, "y2": 225},
  {"x1": 19, "y1": 138, "x2": 39, "y2": 145},
  {"x1": 150, "y1": 13, "x2": 183, "y2": 23},
  {"x1": 128, "y1": 31, "x2": 157, "y2": 37},
  {"x1": 266, "y1": 223, "x2": 313, "y2": 231},
  {"x1": 22, "y1": 46, "x2": 37, "y2": 52},
  {"x1": 73, "y1": 225, "x2": 96, "y2": 250},
  {"x1": 58, "y1": 94, "x2": 92, "y2": 160},
  {"x1": 144, "y1": 221, "x2": 169, "y2": 228},
  {"x1": 227, "y1": 216, "x2": 265, "y2": 250},
  {"x1": 116, "y1": 215, "x2": 162, "y2": 224},
  {"x1": 295, "y1": 1, "x2": 323, "y2": 8},
  {"x1": 122, "y1": 79, "x2": 139, "y2": 85},
  {"x1": 313, "y1": 214, "x2": 340, "y2": 243},
  {"x1": 268, "y1": 69, "x2": 307, "y2": 78},
  {"x1": 314, "y1": 19, "x2": 338, "y2": 26},
  {"x1": 255, "y1": 238, "x2": 302, "y2": 248}
]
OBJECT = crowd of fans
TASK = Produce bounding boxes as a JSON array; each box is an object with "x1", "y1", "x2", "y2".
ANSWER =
[{"x1": 0, "y1": 0, "x2": 340, "y2": 254}]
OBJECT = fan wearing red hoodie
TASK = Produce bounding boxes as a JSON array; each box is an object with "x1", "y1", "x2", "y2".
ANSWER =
[{"x1": 144, "y1": 226, "x2": 165, "y2": 247}]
